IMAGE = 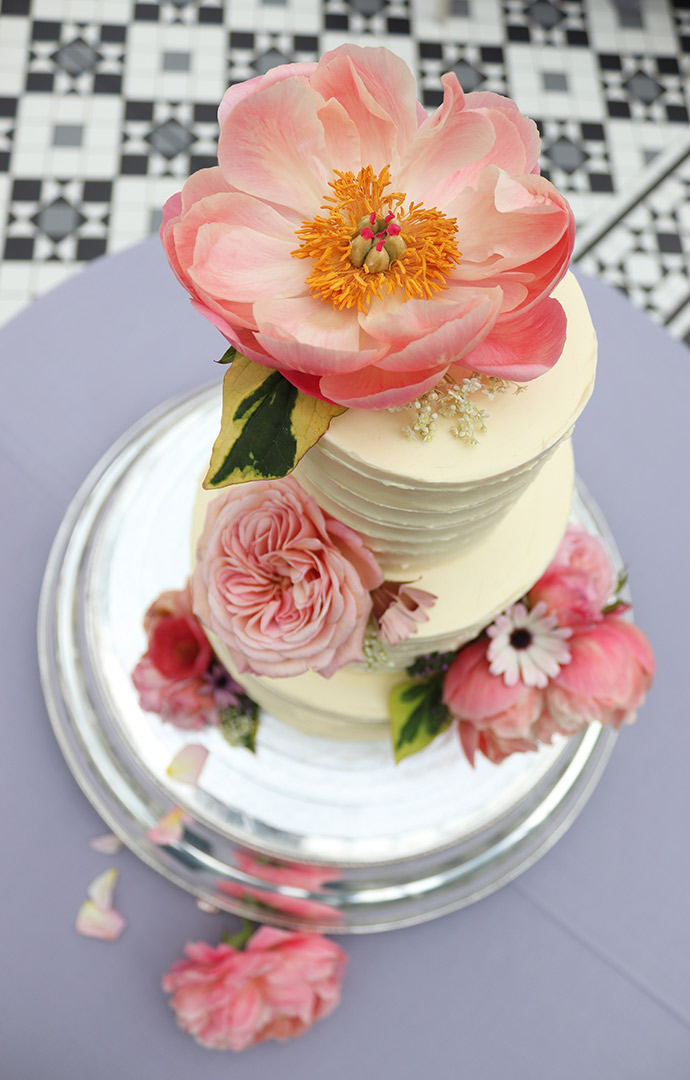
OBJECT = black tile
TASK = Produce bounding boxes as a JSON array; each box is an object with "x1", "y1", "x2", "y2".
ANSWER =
[
  {"x1": 94, "y1": 74, "x2": 122, "y2": 94},
  {"x1": 657, "y1": 56, "x2": 680, "y2": 75},
  {"x1": 0, "y1": 97, "x2": 17, "y2": 117},
  {"x1": 681, "y1": 35, "x2": 690, "y2": 54},
  {"x1": 423, "y1": 89, "x2": 443, "y2": 107},
  {"x1": 294, "y1": 35, "x2": 318, "y2": 51},
  {"x1": 0, "y1": 152, "x2": 10, "y2": 172},
  {"x1": 77, "y1": 238, "x2": 108, "y2": 260},
  {"x1": 32, "y1": 19, "x2": 61, "y2": 40},
  {"x1": 199, "y1": 6, "x2": 223, "y2": 22},
  {"x1": 190, "y1": 154, "x2": 217, "y2": 172},
  {"x1": 83, "y1": 180, "x2": 112, "y2": 202},
  {"x1": 194, "y1": 103, "x2": 218, "y2": 123},
  {"x1": 26, "y1": 72, "x2": 54, "y2": 92},
  {"x1": 230, "y1": 31, "x2": 254, "y2": 48},
  {"x1": 12, "y1": 178, "x2": 41, "y2": 200},
  {"x1": 4, "y1": 237, "x2": 35, "y2": 260},
  {"x1": 480, "y1": 46, "x2": 504, "y2": 63},
  {"x1": 126, "y1": 100, "x2": 154, "y2": 120},
  {"x1": 134, "y1": 3, "x2": 159, "y2": 19},
  {"x1": 419, "y1": 41, "x2": 443, "y2": 59},
  {"x1": 120, "y1": 155, "x2": 148, "y2": 175},
  {"x1": 101, "y1": 25, "x2": 127, "y2": 43},
  {"x1": 507, "y1": 25, "x2": 530, "y2": 42},
  {"x1": 666, "y1": 104, "x2": 689, "y2": 122},
  {"x1": 599, "y1": 53, "x2": 622, "y2": 71},
  {"x1": 589, "y1": 172, "x2": 614, "y2": 193},
  {"x1": 387, "y1": 17, "x2": 410, "y2": 33},
  {"x1": 566, "y1": 29, "x2": 588, "y2": 46},
  {"x1": 607, "y1": 100, "x2": 631, "y2": 118},
  {"x1": 581, "y1": 122, "x2": 605, "y2": 141},
  {"x1": 325, "y1": 13, "x2": 348, "y2": 29},
  {"x1": 657, "y1": 231, "x2": 683, "y2": 253},
  {"x1": 2, "y1": 0, "x2": 31, "y2": 13}
]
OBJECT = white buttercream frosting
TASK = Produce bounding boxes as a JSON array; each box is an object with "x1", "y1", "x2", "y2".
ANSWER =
[{"x1": 190, "y1": 271, "x2": 596, "y2": 740}]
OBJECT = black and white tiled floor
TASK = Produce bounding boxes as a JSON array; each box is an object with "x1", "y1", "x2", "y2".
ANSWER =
[{"x1": 1, "y1": 0, "x2": 690, "y2": 346}]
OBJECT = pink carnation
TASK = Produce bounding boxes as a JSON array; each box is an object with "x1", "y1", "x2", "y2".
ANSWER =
[
  {"x1": 192, "y1": 476, "x2": 383, "y2": 678},
  {"x1": 162, "y1": 928, "x2": 347, "y2": 1051},
  {"x1": 443, "y1": 638, "x2": 543, "y2": 765},
  {"x1": 545, "y1": 615, "x2": 655, "y2": 733},
  {"x1": 529, "y1": 525, "x2": 617, "y2": 629},
  {"x1": 161, "y1": 44, "x2": 574, "y2": 409}
]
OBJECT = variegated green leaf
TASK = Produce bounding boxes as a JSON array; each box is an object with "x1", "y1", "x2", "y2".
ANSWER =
[
  {"x1": 204, "y1": 353, "x2": 346, "y2": 488},
  {"x1": 389, "y1": 676, "x2": 451, "y2": 764}
]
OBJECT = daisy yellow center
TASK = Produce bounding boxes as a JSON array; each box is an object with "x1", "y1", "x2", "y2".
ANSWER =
[{"x1": 292, "y1": 165, "x2": 461, "y2": 312}]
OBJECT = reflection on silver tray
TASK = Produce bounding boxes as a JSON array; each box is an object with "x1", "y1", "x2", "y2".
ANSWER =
[{"x1": 38, "y1": 385, "x2": 619, "y2": 933}]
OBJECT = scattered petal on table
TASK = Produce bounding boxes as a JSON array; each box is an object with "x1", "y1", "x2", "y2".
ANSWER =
[
  {"x1": 166, "y1": 744, "x2": 209, "y2": 786},
  {"x1": 89, "y1": 832, "x2": 123, "y2": 855},
  {"x1": 76, "y1": 899, "x2": 127, "y2": 942},
  {"x1": 147, "y1": 807, "x2": 191, "y2": 845},
  {"x1": 87, "y1": 867, "x2": 120, "y2": 910}
]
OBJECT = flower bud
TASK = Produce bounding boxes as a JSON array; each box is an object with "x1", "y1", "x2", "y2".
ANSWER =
[{"x1": 349, "y1": 234, "x2": 374, "y2": 267}]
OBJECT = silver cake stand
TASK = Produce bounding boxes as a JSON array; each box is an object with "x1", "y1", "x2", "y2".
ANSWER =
[{"x1": 38, "y1": 386, "x2": 619, "y2": 933}]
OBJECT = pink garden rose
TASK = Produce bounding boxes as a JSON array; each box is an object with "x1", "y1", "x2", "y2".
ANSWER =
[
  {"x1": 192, "y1": 476, "x2": 384, "y2": 677},
  {"x1": 529, "y1": 525, "x2": 617, "y2": 629},
  {"x1": 162, "y1": 928, "x2": 347, "y2": 1051},
  {"x1": 545, "y1": 615, "x2": 655, "y2": 733},
  {"x1": 132, "y1": 584, "x2": 219, "y2": 729},
  {"x1": 161, "y1": 44, "x2": 574, "y2": 409}
]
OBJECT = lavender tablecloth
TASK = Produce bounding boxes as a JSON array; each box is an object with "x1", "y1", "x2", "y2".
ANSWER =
[{"x1": 2, "y1": 238, "x2": 689, "y2": 1079}]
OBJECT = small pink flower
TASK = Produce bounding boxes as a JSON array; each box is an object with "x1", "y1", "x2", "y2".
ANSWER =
[
  {"x1": 372, "y1": 581, "x2": 437, "y2": 646},
  {"x1": 132, "y1": 583, "x2": 219, "y2": 729},
  {"x1": 545, "y1": 615, "x2": 655, "y2": 733},
  {"x1": 443, "y1": 638, "x2": 543, "y2": 765},
  {"x1": 162, "y1": 928, "x2": 347, "y2": 1051},
  {"x1": 192, "y1": 476, "x2": 383, "y2": 678},
  {"x1": 529, "y1": 525, "x2": 617, "y2": 629},
  {"x1": 161, "y1": 45, "x2": 573, "y2": 410}
]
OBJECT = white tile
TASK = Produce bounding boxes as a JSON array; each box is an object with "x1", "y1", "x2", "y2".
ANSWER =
[{"x1": 0, "y1": 17, "x2": 30, "y2": 95}]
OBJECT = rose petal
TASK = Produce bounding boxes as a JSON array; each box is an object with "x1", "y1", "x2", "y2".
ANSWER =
[
  {"x1": 87, "y1": 867, "x2": 119, "y2": 910},
  {"x1": 166, "y1": 744, "x2": 209, "y2": 786},
  {"x1": 147, "y1": 807, "x2": 191, "y2": 846}
]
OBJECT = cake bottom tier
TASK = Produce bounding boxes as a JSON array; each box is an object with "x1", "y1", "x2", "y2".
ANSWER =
[{"x1": 219, "y1": 439, "x2": 575, "y2": 740}]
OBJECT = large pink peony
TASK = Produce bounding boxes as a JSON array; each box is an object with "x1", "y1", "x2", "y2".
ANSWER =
[
  {"x1": 545, "y1": 615, "x2": 655, "y2": 733},
  {"x1": 192, "y1": 476, "x2": 384, "y2": 677},
  {"x1": 443, "y1": 638, "x2": 544, "y2": 765},
  {"x1": 163, "y1": 928, "x2": 347, "y2": 1051},
  {"x1": 161, "y1": 45, "x2": 574, "y2": 409}
]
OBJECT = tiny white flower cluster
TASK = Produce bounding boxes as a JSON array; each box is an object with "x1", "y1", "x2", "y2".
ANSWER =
[
  {"x1": 390, "y1": 373, "x2": 524, "y2": 445},
  {"x1": 362, "y1": 625, "x2": 394, "y2": 671}
]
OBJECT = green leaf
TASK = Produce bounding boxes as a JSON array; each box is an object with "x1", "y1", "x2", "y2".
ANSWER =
[
  {"x1": 219, "y1": 703, "x2": 259, "y2": 753},
  {"x1": 389, "y1": 675, "x2": 451, "y2": 764},
  {"x1": 204, "y1": 354, "x2": 347, "y2": 488},
  {"x1": 215, "y1": 346, "x2": 237, "y2": 365},
  {"x1": 222, "y1": 918, "x2": 255, "y2": 950}
]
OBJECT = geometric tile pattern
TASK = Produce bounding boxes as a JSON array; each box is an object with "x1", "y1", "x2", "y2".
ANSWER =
[{"x1": 0, "y1": 0, "x2": 689, "y2": 350}]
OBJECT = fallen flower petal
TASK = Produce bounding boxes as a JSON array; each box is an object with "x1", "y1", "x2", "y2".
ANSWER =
[
  {"x1": 89, "y1": 833, "x2": 123, "y2": 855},
  {"x1": 166, "y1": 744, "x2": 209, "y2": 785},
  {"x1": 87, "y1": 867, "x2": 120, "y2": 910},
  {"x1": 147, "y1": 807, "x2": 191, "y2": 846},
  {"x1": 76, "y1": 899, "x2": 127, "y2": 942}
]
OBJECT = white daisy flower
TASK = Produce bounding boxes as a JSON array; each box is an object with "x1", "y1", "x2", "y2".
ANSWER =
[{"x1": 486, "y1": 601, "x2": 572, "y2": 689}]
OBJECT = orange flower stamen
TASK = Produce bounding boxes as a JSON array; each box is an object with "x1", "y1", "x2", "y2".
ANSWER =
[{"x1": 292, "y1": 165, "x2": 461, "y2": 312}]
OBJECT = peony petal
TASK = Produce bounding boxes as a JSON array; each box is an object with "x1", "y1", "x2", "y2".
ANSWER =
[
  {"x1": 87, "y1": 867, "x2": 119, "y2": 910},
  {"x1": 89, "y1": 833, "x2": 123, "y2": 855},
  {"x1": 317, "y1": 361, "x2": 446, "y2": 409},
  {"x1": 218, "y1": 63, "x2": 318, "y2": 126},
  {"x1": 189, "y1": 223, "x2": 307, "y2": 303},
  {"x1": 146, "y1": 807, "x2": 191, "y2": 846},
  {"x1": 218, "y1": 78, "x2": 333, "y2": 217},
  {"x1": 76, "y1": 900, "x2": 127, "y2": 942},
  {"x1": 167, "y1": 744, "x2": 209, "y2": 786},
  {"x1": 462, "y1": 295, "x2": 567, "y2": 381}
]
